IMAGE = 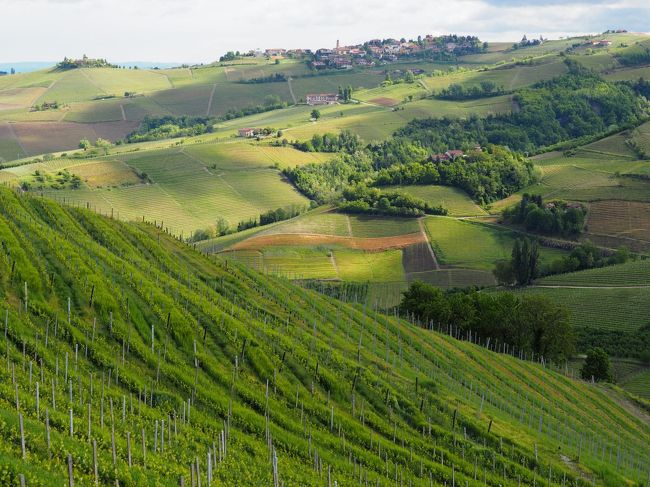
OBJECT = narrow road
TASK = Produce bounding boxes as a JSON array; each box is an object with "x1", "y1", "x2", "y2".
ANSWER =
[
  {"x1": 329, "y1": 252, "x2": 340, "y2": 279},
  {"x1": 418, "y1": 218, "x2": 440, "y2": 270},
  {"x1": 287, "y1": 77, "x2": 297, "y2": 105},
  {"x1": 120, "y1": 104, "x2": 126, "y2": 121}
]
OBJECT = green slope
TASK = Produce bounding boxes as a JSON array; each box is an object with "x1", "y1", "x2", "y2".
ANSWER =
[{"x1": 0, "y1": 187, "x2": 648, "y2": 485}]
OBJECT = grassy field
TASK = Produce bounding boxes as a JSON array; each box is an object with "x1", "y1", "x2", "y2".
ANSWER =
[
  {"x1": 423, "y1": 217, "x2": 566, "y2": 270},
  {"x1": 386, "y1": 185, "x2": 487, "y2": 216},
  {"x1": 1, "y1": 187, "x2": 647, "y2": 485}
]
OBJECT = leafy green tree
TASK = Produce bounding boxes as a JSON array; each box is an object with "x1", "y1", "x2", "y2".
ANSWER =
[
  {"x1": 311, "y1": 109, "x2": 321, "y2": 120},
  {"x1": 79, "y1": 139, "x2": 91, "y2": 150},
  {"x1": 581, "y1": 347, "x2": 613, "y2": 382}
]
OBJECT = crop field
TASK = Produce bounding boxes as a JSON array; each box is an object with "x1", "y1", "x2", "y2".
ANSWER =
[
  {"x1": 8, "y1": 121, "x2": 137, "y2": 155},
  {"x1": 423, "y1": 217, "x2": 566, "y2": 270},
  {"x1": 79, "y1": 67, "x2": 172, "y2": 95},
  {"x1": 513, "y1": 155, "x2": 650, "y2": 204},
  {"x1": 386, "y1": 185, "x2": 487, "y2": 216},
  {"x1": 0, "y1": 123, "x2": 26, "y2": 161},
  {"x1": 63, "y1": 99, "x2": 125, "y2": 123},
  {"x1": 6, "y1": 188, "x2": 646, "y2": 486},
  {"x1": 520, "y1": 286, "x2": 650, "y2": 333},
  {"x1": 537, "y1": 258, "x2": 650, "y2": 287},
  {"x1": 604, "y1": 64, "x2": 650, "y2": 82},
  {"x1": 407, "y1": 268, "x2": 497, "y2": 288},
  {"x1": 4, "y1": 147, "x2": 309, "y2": 234},
  {"x1": 183, "y1": 140, "x2": 332, "y2": 170},
  {"x1": 402, "y1": 242, "x2": 437, "y2": 274},
  {"x1": 585, "y1": 200, "x2": 650, "y2": 252},
  {"x1": 620, "y1": 369, "x2": 650, "y2": 400},
  {"x1": 0, "y1": 86, "x2": 46, "y2": 110}
]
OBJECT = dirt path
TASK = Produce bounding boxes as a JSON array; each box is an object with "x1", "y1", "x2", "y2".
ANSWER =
[
  {"x1": 206, "y1": 84, "x2": 217, "y2": 116},
  {"x1": 345, "y1": 215, "x2": 353, "y2": 237},
  {"x1": 329, "y1": 252, "x2": 340, "y2": 279},
  {"x1": 418, "y1": 218, "x2": 440, "y2": 270},
  {"x1": 120, "y1": 104, "x2": 126, "y2": 121},
  {"x1": 287, "y1": 77, "x2": 297, "y2": 105}
]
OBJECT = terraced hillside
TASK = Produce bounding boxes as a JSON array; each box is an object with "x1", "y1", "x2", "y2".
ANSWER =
[{"x1": 0, "y1": 187, "x2": 648, "y2": 486}]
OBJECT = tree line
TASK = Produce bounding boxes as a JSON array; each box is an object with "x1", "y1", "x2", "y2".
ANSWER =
[
  {"x1": 338, "y1": 184, "x2": 447, "y2": 217},
  {"x1": 400, "y1": 281, "x2": 575, "y2": 362}
]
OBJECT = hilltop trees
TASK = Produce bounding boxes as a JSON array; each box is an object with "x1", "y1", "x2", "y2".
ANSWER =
[
  {"x1": 580, "y1": 347, "x2": 613, "y2": 382},
  {"x1": 503, "y1": 194, "x2": 587, "y2": 237}
]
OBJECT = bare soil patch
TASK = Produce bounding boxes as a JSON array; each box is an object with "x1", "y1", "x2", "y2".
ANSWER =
[
  {"x1": 369, "y1": 97, "x2": 398, "y2": 107},
  {"x1": 229, "y1": 232, "x2": 425, "y2": 252}
]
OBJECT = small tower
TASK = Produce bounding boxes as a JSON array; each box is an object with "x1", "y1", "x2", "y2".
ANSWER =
[{"x1": 336, "y1": 39, "x2": 340, "y2": 50}]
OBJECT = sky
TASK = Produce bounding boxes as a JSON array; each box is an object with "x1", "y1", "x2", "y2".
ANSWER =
[{"x1": 0, "y1": 0, "x2": 648, "y2": 63}]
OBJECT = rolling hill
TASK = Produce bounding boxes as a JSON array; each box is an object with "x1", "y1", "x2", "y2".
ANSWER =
[{"x1": 0, "y1": 186, "x2": 648, "y2": 485}]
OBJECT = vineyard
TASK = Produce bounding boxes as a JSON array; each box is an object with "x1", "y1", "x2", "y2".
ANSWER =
[{"x1": 0, "y1": 186, "x2": 648, "y2": 486}]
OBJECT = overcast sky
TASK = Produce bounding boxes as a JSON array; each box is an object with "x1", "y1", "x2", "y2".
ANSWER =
[{"x1": 0, "y1": 0, "x2": 648, "y2": 63}]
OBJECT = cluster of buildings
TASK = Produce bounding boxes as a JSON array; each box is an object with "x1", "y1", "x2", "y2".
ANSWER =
[
  {"x1": 241, "y1": 34, "x2": 484, "y2": 71},
  {"x1": 431, "y1": 150, "x2": 466, "y2": 162}
]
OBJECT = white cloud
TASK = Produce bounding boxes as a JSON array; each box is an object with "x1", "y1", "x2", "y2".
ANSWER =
[{"x1": 0, "y1": 0, "x2": 647, "y2": 62}]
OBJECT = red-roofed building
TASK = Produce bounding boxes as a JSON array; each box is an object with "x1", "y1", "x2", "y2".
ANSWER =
[{"x1": 306, "y1": 93, "x2": 339, "y2": 105}]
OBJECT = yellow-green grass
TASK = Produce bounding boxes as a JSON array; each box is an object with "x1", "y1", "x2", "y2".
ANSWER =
[
  {"x1": 423, "y1": 217, "x2": 566, "y2": 270},
  {"x1": 183, "y1": 140, "x2": 332, "y2": 170},
  {"x1": 34, "y1": 69, "x2": 105, "y2": 104},
  {"x1": 519, "y1": 286, "x2": 650, "y2": 333},
  {"x1": 335, "y1": 249, "x2": 405, "y2": 281},
  {"x1": 148, "y1": 84, "x2": 215, "y2": 117},
  {"x1": 386, "y1": 185, "x2": 487, "y2": 216},
  {"x1": 569, "y1": 52, "x2": 619, "y2": 72},
  {"x1": 537, "y1": 258, "x2": 650, "y2": 287},
  {"x1": 0, "y1": 68, "x2": 58, "y2": 91}
]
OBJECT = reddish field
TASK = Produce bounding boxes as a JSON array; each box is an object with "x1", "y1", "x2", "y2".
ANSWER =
[
  {"x1": 11, "y1": 121, "x2": 137, "y2": 155},
  {"x1": 369, "y1": 97, "x2": 398, "y2": 107},
  {"x1": 229, "y1": 232, "x2": 426, "y2": 252}
]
